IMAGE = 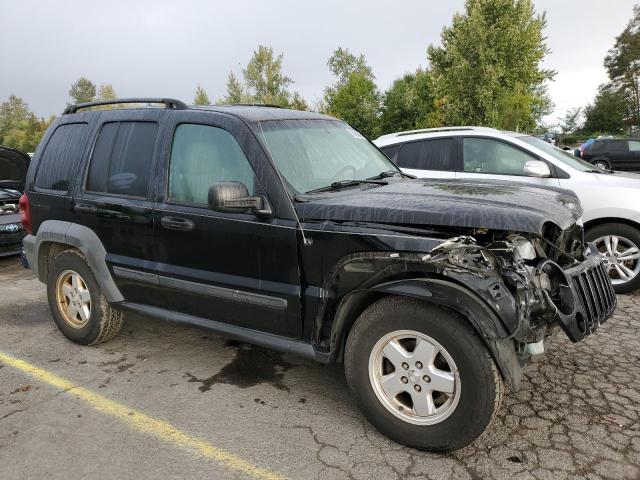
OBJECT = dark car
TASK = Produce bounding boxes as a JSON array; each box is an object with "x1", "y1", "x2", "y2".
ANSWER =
[
  {"x1": 21, "y1": 98, "x2": 615, "y2": 452},
  {"x1": 581, "y1": 138, "x2": 640, "y2": 171},
  {"x1": 0, "y1": 145, "x2": 29, "y2": 256}
]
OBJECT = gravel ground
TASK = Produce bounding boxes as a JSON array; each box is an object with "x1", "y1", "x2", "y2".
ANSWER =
[{"x1": 0, "y1": 255, "x2": 638, "y2": 480}]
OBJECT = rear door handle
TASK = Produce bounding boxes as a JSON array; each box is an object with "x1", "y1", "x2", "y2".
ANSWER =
[
  {"x1": 160, "y1": 216, "x2": 194, "y2": 232},
  {"x1": 73, "y1": 203, "x2": 97, "y2": 214}
]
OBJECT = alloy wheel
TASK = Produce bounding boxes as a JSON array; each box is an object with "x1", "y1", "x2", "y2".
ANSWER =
[
  {"x1": 593, "y1": 235, "x2": 640, "y2": 285},
  {"x1": 368, "y1": 330, "x2": 461, "y2": 425},
  {"x1": 55, "y1": 270, "x2": 92, "y2": 328}
]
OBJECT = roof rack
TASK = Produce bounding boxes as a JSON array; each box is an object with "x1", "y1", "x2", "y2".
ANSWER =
[
  {"x1": 216, "y1": 103, "x2": 283, "y2": 108},
  {"x1": 63, "y1": 98, "x2": 189, "y2": 115},
  {"x1": 376, "y1": 126, "x2": 500, "y2": 140}
]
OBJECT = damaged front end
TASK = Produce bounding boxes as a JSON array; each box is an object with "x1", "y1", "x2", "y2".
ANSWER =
[{"x1": 425, "y1": 227, "x2": 616, "y2": 348}]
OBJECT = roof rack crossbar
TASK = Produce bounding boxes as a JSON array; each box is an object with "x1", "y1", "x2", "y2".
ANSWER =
[{"x1": 63, "y1": 98, "x2": 188, "y2": 115}]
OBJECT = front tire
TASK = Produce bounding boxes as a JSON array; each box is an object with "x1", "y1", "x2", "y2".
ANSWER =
[
  {"x1": 46, "y1": 249, "x2": 123, "y2": 345},
  {"x1": 345, "y1": 296, "x2": 503, "y2": 452},
  {"x1": 586, "y1": 223, "x2": 640, "y2": 294}
]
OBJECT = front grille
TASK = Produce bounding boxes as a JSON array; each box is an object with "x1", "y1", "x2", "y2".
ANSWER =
[{"x1": 571, "y1": 261, "x2": 616, "y2": 332}]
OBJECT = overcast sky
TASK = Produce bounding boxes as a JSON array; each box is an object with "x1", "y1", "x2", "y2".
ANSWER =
[{"x1": 0, "y1": 0, "x2": 636, "y2": 126}]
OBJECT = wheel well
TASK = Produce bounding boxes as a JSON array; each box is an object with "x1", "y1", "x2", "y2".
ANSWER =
[
  {"x1": 584, "y1": 217, "x2": 640, "y2": 233},
  {"x1": 36, "y1": 241, "x2": 78, "y2": 282}
]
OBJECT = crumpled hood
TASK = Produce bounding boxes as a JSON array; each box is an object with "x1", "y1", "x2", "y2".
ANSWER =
[
  {"x1": 295, "y1": 178, "x2": 582, "y2": 234},
  {"x1": 0, "y1": 145, "x2": 30, "y2": 191}
]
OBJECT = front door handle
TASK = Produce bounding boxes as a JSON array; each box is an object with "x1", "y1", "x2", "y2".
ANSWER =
[
  {"x1": 160, "y1": 216, "x2": 194, "y2": 232},
  {"x1": 73, "y1": 203, "x2": 97, "y2": 214}
]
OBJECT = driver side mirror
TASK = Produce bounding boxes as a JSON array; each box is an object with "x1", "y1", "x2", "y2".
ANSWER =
[
  {"x1": 523, "y1": 160, "x2": 551, "y2": 178},
  {"x1": 208, "y1": 181, "x2": 272, "y2": 216}
]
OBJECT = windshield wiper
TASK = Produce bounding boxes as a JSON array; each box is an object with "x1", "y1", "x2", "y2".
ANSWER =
[
  {"x1": 305, "y1": 179, "x2": 387, "y2": 194},
  {"x1": 367, "y1": 170, "x2": 416, "y2": 180}
]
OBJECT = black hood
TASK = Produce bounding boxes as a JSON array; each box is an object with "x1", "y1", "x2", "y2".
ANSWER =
[
  {"x1": 0, "y1": 145, "x2": 30, "y2": 191},
  {"x1": 295, "y1": 178, "x2": 582, "y2": 235}
]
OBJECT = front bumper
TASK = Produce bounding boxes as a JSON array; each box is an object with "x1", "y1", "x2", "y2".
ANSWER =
[
  {"x1": 558, "y1": 251, "x2": 616, "y2": 342},
  {"x1": 0, "y1": 229, "x2": 25, "y2": 257}
]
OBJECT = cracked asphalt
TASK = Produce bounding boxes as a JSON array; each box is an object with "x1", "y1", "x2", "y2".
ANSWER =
[{"x1": 1, "y1": 256, "x2": 639, "y2": 480}]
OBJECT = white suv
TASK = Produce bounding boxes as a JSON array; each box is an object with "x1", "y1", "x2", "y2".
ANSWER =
[{"x1": 374, "y1": 127, "x2": 640, "y2": 293}]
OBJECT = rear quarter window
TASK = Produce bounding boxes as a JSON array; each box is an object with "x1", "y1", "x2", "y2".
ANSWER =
[{"x1": 34, "y1": 123, "x2": 88, "y2": 191}]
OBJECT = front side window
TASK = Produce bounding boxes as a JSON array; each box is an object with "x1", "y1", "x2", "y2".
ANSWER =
[
  {"x1": 258, "y1": 119, "x2": 397, "y2": 193},
  {"x1": 169, "y1": 124, "x2": 256, "y2": 205},
  {"x1": 35, "y1": 123, "x2": 88, "y2": 191},
  {"x1": 86, "y1": 121, "x2": 158, "y2": 197},
  {"x1": 396, "y1": 138, "x2": 455, "y2": 171},
  {"x1": 463, "y1": 138, "x2": 535, "y2": 175},
  {"x1": 628, "y1": 140, "x2": 640, "y2": 152}
]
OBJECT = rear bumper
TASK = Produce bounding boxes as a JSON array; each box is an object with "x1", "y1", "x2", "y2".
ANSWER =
[{"x1": 559, "y1": 251, "x2": 616, "y2": 342}]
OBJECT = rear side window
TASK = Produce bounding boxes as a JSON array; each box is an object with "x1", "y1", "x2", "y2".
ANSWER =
[
  {"x1": 609, "y1": 140, "x2": 627, "y2": 152},
  {"x1": 395, "y1": 138, "x2": 455, "y2": 171},
  {"x1": 35, "y1": 123, "x2": 88, "y2": 191},
  {"x1": 86, "y1": 122, "x2": 158, "y2": 197}
]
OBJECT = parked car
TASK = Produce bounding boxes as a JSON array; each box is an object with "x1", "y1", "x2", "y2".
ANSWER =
[
  {"x1": 21, "y1": 99, "x2": 615, "y2": 452},
  {"x1": 375, "y1": 127, "x2": 640, "y2": 293},
  {"x1": 581, "y1": 137, "x2": 640, "y2": 171},
  {"x1": 0, "y1": 145, "x2": 29, "y2": 256}
]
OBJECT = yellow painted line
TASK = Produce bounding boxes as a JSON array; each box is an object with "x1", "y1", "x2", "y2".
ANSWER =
[{"x1": 0, "y1": 351, "x2": 286, "y2": 480}]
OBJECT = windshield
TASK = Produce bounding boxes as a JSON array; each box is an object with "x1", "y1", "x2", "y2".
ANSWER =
[
  {"x1": 518, "y1": 135, "x2": 598, "y2": 172},
  {"x1": 257, "y1": 119, "x2": 398, "y2": 193}
]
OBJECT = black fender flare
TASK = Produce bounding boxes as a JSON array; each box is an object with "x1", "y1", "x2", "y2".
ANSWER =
[
  {"x1": 22, "y1": 220, "x2": 124, "y2": 303},
  {"x1": 330, "y1": 277, "x2": 523, "y2": 389}
]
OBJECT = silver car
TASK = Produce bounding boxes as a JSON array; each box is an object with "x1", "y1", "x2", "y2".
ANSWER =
[{"x1": 375, "y1": 127, "x2": 640, "y2": 293}]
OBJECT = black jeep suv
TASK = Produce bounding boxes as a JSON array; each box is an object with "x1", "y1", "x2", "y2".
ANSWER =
[
  {"x1": 21, "y1": 98, "x2": 616, "y2": 452},
  {"x1": 0, "y1": 145, "x2": 29, "y2": 256}
]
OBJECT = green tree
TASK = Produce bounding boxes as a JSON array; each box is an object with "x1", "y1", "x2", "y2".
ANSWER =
[
  {"x1": 193, "y1": 85, "x2": 210, "y2": 105},
  {"x1": 380, "y1": 69, "x2": 437, "y2": 134},
  {"x1": 583, "y1": 84, "x2": 627, "y2": 135},
  {"x1": 558, "y1": 107, "x2": 582, "y2": 139},
  {"x1": 604, "y1": 5, "x2": 640, "y2": 127},
  {"x1": 69, "y1": 77, "x2": 96, "y2": 104},
  {"x1": 323, "y1": 48, "x2": 382, "y2": 138},
  {"x1": 427, "y1": 0, "x2": 555, "y2": 131},
  {"x1": 0, "y1": 94, "x2": 53, "y2": 152},
  {"x1": 221, "y1": 45, "x2": 306, "y2": 109},
  {"x1": 97, "y1": 84, "x2": 117, "y2": 101},
  {"x1": 0, "y1": 94, "x2": 30, "y2": 144}
]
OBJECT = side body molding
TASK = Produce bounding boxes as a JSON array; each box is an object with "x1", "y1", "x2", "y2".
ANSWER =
[
  {"x1": 23, "y1": 220, "x2": 124, "y2": 303},
  {"x1": 331, "y1": 278, "x2": 523, "y2": 389}
]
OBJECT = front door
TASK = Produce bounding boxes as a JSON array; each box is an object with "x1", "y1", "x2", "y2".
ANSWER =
[
  {"x1": 454, "y1": 136, "x2": 561, "y2": 187},
  {"x1": 153, "y1": 119, "x2": 302, "y2": 338}
]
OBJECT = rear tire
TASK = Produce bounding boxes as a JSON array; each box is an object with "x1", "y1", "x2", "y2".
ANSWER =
[
  {"x1": 344, "y1": 296, "x2": 503, "y2": 452},
  {"x1": 46, "y1": 249, "x2": 123, "y2": 345},
  {"x1": 593, "y1": 160, "x2": 610, "y2": 170},
  {"x1": 586, "y1": 223, "x2": 640, "y2": 294}
]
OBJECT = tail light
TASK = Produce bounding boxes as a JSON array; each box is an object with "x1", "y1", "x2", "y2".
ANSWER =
[{"x1": 19, "y1": 193, "x2": 31, "y2": 234}]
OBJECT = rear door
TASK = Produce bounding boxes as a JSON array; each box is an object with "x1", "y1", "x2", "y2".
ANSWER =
[
  {"x1": 455, "y1": 136, "x2": 561, "y2": 187},
  {"x1": 383, "y1": 137, "x2": 459, "y2": 179},
  {"x1": 153, "y1": 113, "x2": 302, "y2": 338},
  {"x1": 607, "y1": 140, "x2": 629, "y2": 169},
  {"x1": 72, "y1": 112, "x2": 166, "y2": 308}
]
